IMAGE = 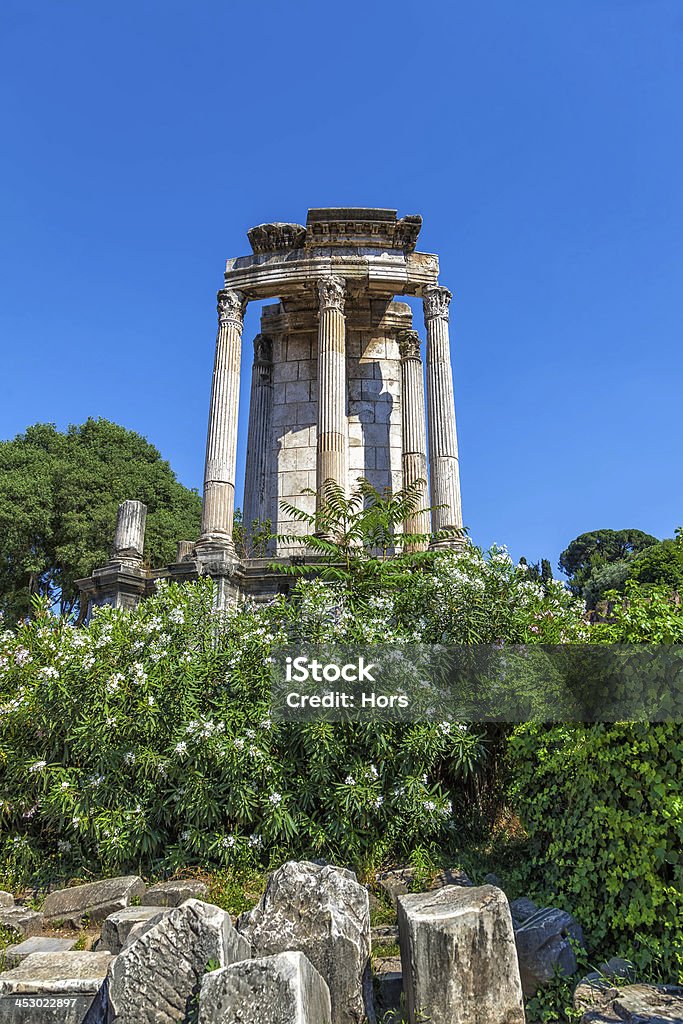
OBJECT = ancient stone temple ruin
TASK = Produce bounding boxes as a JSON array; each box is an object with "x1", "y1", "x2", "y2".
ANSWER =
[{"x1": 77, "y1": 207, "x2": 463, "y2": 609}]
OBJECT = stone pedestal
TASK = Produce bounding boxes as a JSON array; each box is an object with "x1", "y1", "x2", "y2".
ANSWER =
[{"x1": 397, "y1": 885, "x2": 524, "y2": 1024}]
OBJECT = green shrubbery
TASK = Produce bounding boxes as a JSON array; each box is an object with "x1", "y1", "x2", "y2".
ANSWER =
[
  {"x1": 0, "y1": 545, "x2": 585, "y2": 885},
  {"x1": 508, "y1": 584, "x2": 683, "y2": 983}
]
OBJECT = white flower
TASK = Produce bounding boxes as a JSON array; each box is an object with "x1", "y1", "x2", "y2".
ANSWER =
[
  {"x1": 233, "y1": 738, "x2": 245, "y2": 750},
  {"x1": 180, "y1": 829, "x2": 191, "y2": 842},
  {"x1": 423, "y1": 800, "x2": 437, "y2": 812},
  {"x1": 169, "y1": 608, "x2": 184, "y2": 624},
  {"x1": 60, "y1": 780, "x2": 70, "y2": 790},
  {"x1": 38, "y1": 666, "x2": 59, "y2": 680},
  {"x1": 82, "y1": 656, "x2": 95, "y2": 670},
  {"x1": 373, "y1": 795, "x2": 384, "y2": 809},
  {"x1": 106, "y1": 673, "x2": 124, "y2": 694},
  {"x1": 248, "y1": 834, "x2": 262, "y2": 847},
  {"x1": 438, "y1": 722, "x2": 451, "y2": 735},
  {"x1": 14, "y1": 648, "x2": 32, "y2": 666},
  {"x1": 268, "y1": 792, "x2": 282, "y2": 805},
  {"x1": 174, "y1": 741, "x2": 188, "y2": 757},
  {"x1": 147, "y1": 695, "x2": 155, "y2": 707},
  {"x1": 105, "y1": 716, "x2": 117, "y2": 727},
  {"x1": 123, "y1": 751, "x2": 136, "y2": 765},
  {"x1": 71, "y1": 815, "x2": 81, "y2": 828},
  {"x1": 367, "y1": 765, "x2": 378, "y2": 778},
  {"x1": 57, "y1": 839, "x2": 71, "y2": 853},
  {"x1": 29, "y1": 760, "x2": 47, "y2": 773},
  {"x1": 345, "y1": 775, "x2": 356, "y2": 786}
]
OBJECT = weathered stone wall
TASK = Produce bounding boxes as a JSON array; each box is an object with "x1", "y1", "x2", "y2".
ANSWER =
[{"x1": 256, "y1": 299, "x2": 412, "y2": 555}]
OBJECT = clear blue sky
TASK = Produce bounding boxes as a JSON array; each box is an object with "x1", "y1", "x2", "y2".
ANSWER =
[{"x1": 1, "y1": 0, "x2": 681, "y2": 571}]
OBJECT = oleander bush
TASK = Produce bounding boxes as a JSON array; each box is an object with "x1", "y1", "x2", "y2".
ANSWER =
[{"x1": 0, "y1": 546, "x2": 586, "y2": 884}]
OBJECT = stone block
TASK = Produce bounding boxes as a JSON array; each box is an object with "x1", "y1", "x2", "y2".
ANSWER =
[
  {"x1": 0, "y1": 893, "x2": 13, "y2": 909},
  {"x1": 280, "y1": 470, "x2": 310, "y2": 498},
  {"x1": 198, "y1": 950, "x2": 332, "y2": 1024},
  {"x1": 273, "y1": 360, "x2": 299, "y2": 384},
  {"x1": 296, "y1": 446, "x2": 316, "y2": 471},
  {"x1": 295, "y1": 401, "x2": 316, "y2": 425},
  {"x1": 237, "y1": 861, "x2": 373, "y2": 1024},
  {"x1": 360, "y1": 337, "x2": 386, "y2": 360},
  {"x1": 0, "y1": 908, "x2": 44, "y2": 938},
  {"x1": 0, "y1": 951, "x2": 113, "y2": 1024},
  {"x1": 98, "y1": 906, "x2": 172, "y2": 954},
  {"x1": 286, "y1": 337, "x2": 312, "y2": 361},
  {"x1": 42, "y1": 876, "x2": 146, "y2": 929},
  {"x1": 101, "y1": 898, "x2": 250, "y2": 1023},
  {"x1": 514, "y1": 906, "x2": 584, "y2": 997},
  {"x1": 3, "y1": 938, "x2": 78, "y2": 969},
  {"x1": 374, "y1": 956, "x2": 402, "y2": 1017},
  {"x1": 509, "y1": 897, "x2": 538, "y2": 924},
  {"x1": 574, "y1": 981, "x2": 683, "y2": 1023},
  {"x1": 141, "y1": 879, "x2": 208, "y2": 908},
  {"x1": 285, "y1": 380, "x2": 311, "y2": 404},
  {"x1": 397, "y1": 884, "x2": 524, "y2": 1024}
]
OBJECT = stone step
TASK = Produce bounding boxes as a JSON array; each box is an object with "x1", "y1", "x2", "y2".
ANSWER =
[
  {"x1": 0, "y1": 950, "x2": 112, "y2": 1024},
  {"x1": 3, "y1": 938, "x2": 77, "y2": 969}
]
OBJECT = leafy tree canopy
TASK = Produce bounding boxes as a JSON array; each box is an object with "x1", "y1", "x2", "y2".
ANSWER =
[
  {"x1": 628, "y1": 533, "x2": 683, "y2": 591},
  {"x1": 558, "y1": 528, "x2": 658, "y2": 596},
  {"x1": 0, "y1": 419, "x2": 201, "y2": 620}
]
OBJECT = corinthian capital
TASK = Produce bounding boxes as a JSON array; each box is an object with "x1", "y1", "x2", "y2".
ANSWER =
[
  {"x1": 317, "y1": 275, "x2": 346, "y2": 313},
  {"x1": 217, "y1": 289, "x2": 247, "y2": 326},
  {"x1": 423, "y1": 285, "x2": 453, "y2": 323},
  {"x1": 398, "y1": 330, "x2": 422, "y2": 362}
]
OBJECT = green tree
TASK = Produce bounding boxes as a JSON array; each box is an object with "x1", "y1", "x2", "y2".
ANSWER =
[
  {"x1": 628, "y1": 534, "x2": 683, "y2": 592},
  {"x1": 559, "y1": 529, "x2": 658, "y2": 596},
  {"x1": 0, "y1": 419, "x2": 202, "y2": 620}
]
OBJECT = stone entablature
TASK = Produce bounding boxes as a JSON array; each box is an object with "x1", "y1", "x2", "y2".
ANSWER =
[{"x1": 77, "y1": 206, "x2": 463, "y2": 611}]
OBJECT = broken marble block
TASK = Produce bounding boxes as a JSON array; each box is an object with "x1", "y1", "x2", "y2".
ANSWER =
[
  {"x1": 141, "y1": 879, "x2": 208, "y2": 907},
  {"x1": 237, "y1": 860, "x2": 373, "y2": 1024},
  {"x1": 101, "y1": 898, "x2": 250, "y2": 1022},
  {"x1": 0, "y1": 907, "x2": 44, "y2": 938},
  {"x1": 0, "y1": 892, "x2": 13, "y2": 909},
  {"x1": 574, "y1": 979, "x2": 683, "y2": 1023},
  {"x1": 42, "y1": 876, "x2": 146, "y2": 929},
  {"x1": 514, "y1": 906, "x2": 584, "y2": 996},
  {"x1": 198, "y1": 951, "x2": 332, "y2": 1024},
  {"x1": 397, "y1": 884, "x2": 525, "y2": 1024},
  {"x1": 98, "y1": 906, "x2": 173, "y2": 954},
  {"x1": 0, "y1": 951, "x2": 112, "y2": 1024},
  {"x1": 3, "y1": 937, "x2": 78, "y2": 969}
]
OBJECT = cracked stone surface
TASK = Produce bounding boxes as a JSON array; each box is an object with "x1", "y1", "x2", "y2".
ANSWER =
[
  {"x1": 397, "y1": 884, "x2": 525, "y2": 1024},
  {"x1": 42, "y1": 876, "x2": 146, "y2": 929},
  {"x1": 98, "y1": 906, "x2": 173, "y2": 954},
  {"x1": 102, "y1": 898, "x2": 250, "y2": 1022},
  {"x1": 198, "y1": 951, "x2": 332, "y2": 1024},
  {"x1": 237, "y1": 861, "x2": 373, "y2": 1024},
  {"x1": 0, "y1": 951, "x2": 112, "y2": 1024}
]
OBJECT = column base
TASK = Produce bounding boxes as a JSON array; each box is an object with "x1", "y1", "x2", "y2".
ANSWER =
[{"x1": 429, "y1": 533, "x2": 469, "y2": 552}]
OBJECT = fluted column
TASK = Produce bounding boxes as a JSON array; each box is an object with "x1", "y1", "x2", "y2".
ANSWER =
[
  {"x1": 199, "y1": 288, "x2": 247, "y2": 551},
  {"x1": 243, "y1": 334, "x2": 273, "y2": 538},
  {"x1": 316, "y1": 276, "x2": 347, "y2": 509},
  {"x1": 111, "y1": 500, "x2": 147, "y2": 564},
  {"x1": 423, "y1": 285, "x2": 463, "y2": 544},
  {"x1": 398, "y1": 331, "x2": 430, "y2": 549}
]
